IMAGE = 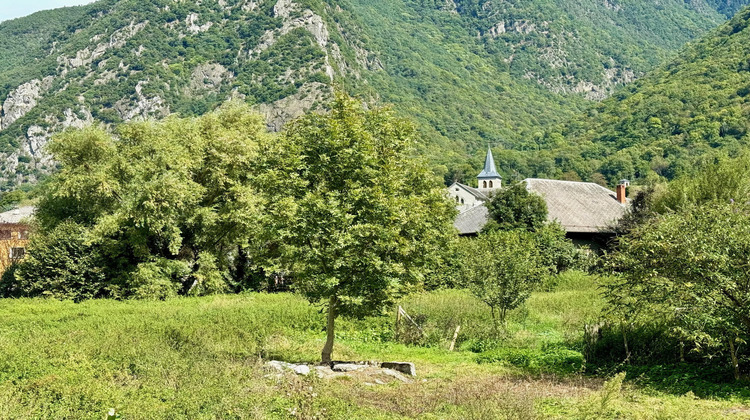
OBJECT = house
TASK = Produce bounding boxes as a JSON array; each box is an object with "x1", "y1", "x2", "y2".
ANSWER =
[
  {"x1": 0, "y1": 206, "x2": 34, "y2": 273},
  {"x1": 449, "y1": 148, "x2": 628, "y2": 243}
]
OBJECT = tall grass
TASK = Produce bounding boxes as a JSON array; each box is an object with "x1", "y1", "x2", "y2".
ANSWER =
[
  {"x1": 391, "y1": 270, "x2": 605, "y2": 352},
  {"x1": 0, "y1": 274, "x2": 746, "y2": 418},
  {"x1": 0, "y1": 294, "x2": 324, "y2": 418}
]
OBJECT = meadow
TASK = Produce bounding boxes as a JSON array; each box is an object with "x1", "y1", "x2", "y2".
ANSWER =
[{"x1": 0, "y1": 272, "x2": 748, "y2": 419}]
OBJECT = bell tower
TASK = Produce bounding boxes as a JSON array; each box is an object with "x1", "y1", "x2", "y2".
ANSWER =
[{"x1": 477, "y1": 146, "x2": 502, "y2": 191}]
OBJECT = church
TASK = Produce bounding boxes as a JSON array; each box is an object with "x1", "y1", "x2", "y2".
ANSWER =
[{"x1": 447, "y1": 147, "x2": 629, "y2": 241}]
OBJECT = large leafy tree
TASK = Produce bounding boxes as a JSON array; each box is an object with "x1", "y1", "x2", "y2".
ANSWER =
[
  {"x1": 270, "y1": 93, "x2": 456, "y2": 363},
  {"x1": 22, "y1": 103, "x2": 272, "y2": 299},
  {"x1": 607, "y1": 203, "x2": 750, "y2": 371},
  {"x1": 460, "y1": 230, "x2": 547, "y2": 326},
  {"x1": 484, "y1": 181, "x2": 548, "y2": 232}
]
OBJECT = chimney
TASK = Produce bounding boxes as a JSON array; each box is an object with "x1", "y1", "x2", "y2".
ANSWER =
[{"x1": 616, "y1": 179, "x2": 629, "y2": 204}]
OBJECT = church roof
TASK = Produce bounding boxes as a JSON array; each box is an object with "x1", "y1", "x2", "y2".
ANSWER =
[
  {"x1": 477, "y1": 147, "x2": 501, "y2": 179},
  {"x1": 454, "y1": 204, "x2": 489, "y2": 235},
  {"x1": 451, "y1": 179, "x2": 628, "y2": 235},
  {"x1": 523, "y1": 178, "x2": 627, "y2": 233},
  {"x1": 451, "y1": 182, "x2": 489, "y2": 200}
]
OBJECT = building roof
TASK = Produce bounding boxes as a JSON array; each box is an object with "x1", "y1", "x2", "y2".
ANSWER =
[
  {"x1": 0, "y1": 206, "x2": 35, "y2": 224},
  {"x1": 454, "y1": 204, "x2": 489, "y2": 235},
  {"x1": 451, "y1": 179, "x2": 628, "y2": 235},
  {"x1": 477, "y1": 147, "x2": 501, "y2": 180},
  {"x1": 523, "y1": 178, "x2": 627, "y2": 233},
  {"x1": 450, "y1": 182, "x2": 489, "y2": 201}
]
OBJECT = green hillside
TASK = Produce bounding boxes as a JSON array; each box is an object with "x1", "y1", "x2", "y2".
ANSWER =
[
  {"x1": 540, "y1": 6, "x2": 750, "y2": 185},
  {"x1": 0, "y1": 0, "x2": 747, "y2": 187}
]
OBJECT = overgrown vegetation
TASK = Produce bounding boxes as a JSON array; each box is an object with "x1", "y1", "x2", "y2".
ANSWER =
[
  {"x1": 1, "y1": 280, "x2": 748, "y2": 418},
  {"x1": 592, "y1": 154, "x2": 750, "y2": 389},
  {"x1": 541, "y1": 6, "x2": 750, "y2": 185},
  {"x1": 0, "y1": 0, "x2": 748, "y2": 188}
]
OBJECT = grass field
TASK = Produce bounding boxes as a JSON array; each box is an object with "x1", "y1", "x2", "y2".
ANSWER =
[{"x1": 1, "y1": 272, "x2": 749, "y2": 419}]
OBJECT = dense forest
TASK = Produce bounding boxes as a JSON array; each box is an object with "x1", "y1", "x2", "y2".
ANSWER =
[
  {"x1": 534, "y1": 6, "x2": 750, "y2": 185},
  {"x1": 0, "y1": 0, "x2": 748, "y2": 189}
]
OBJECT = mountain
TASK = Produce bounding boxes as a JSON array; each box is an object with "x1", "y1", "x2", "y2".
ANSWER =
[
  {"x1": 0, "y1": 0, "x2": 746, "y2": 189},
  {"x1": 538, "y1": 5, "x2": 750, "y2": 185}
]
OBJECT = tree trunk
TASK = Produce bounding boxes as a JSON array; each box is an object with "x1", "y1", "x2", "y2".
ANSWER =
[
  {"x1": 622, "y1": 322, "x2": 631, "y2": 364},
  {"x1": 730, "y1": 337, "x2": 740, "y2": 381},
  {"x1": 321, "y1": 295, "x2": 337, "y2": 364},
  {"x1": 490, "y1": 306, "x2": 498, "y2": 333},
  {"x1": 680, "y1": 341, "x2": 685, "y2": 363}
]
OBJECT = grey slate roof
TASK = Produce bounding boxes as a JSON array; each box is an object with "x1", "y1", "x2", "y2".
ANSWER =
[
  {"x1": 452, "y1": 179, "x2": 627, "y2": 235},
  {"x1": 477, "y1": 147, "x2": 501, "y2": 179},
  {"x1": 453, "y1": 182, "x2": 489, "y2": 200},
  {"x1": 523, "y1": 178, "x2": 627, "y2": 233},
  {"x1": 0, "y1": 206, "x2": 35, "y2": 224},
  {"x1": 454, "y1": 204, "x2": 489, "y2": 235}
]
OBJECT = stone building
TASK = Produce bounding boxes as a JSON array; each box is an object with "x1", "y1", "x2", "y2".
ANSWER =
[
  {"x1": 0, "y1": 206, "x2": 34, "y2": 274},
  {"x1": 449, "y1": 148, "x2": 629, "y2": 242}
]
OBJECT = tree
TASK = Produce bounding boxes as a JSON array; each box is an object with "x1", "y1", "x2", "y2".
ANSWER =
[
  {"x1": 13, "y1": 222, "x2": 109, "y2": 301},
  {"x1": 269, "y1": 93, "x2": 456, "y2": 363},
  {"x1": 484, "y1": 181, "x2": 547, "y2": 232},
  {"x1": 24, "y1": 102, "x2": 273, "y2": 298},
  {"x1": 606, "y1": 203, "x2": 750, "y2": 373},
  {"x1": 460, "y1": 230, "x2": 547, "y2": 327}
]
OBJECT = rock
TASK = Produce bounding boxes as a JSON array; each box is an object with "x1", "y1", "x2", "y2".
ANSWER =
[
  {"x1": 186, "y1": 13, "x2": 213, "y2": 34},
  {"x1": 258, "y1": 82, "x2": 330, "y2": 132},
  {"x1": 380, "y1": 369, "x2": 411, "y2": 383},
  {"x1": 1, "y1": 77, "x2": 53, "y2": 129},
  {"x1": 273, "y1": 0, "x2": 295, "y2": 18},
  {"x1": 332, "y1": 363, "x2": 367, "y2": 372},
  {"x1": 292, "y1": 364, "x2": 310, "y2": 375},
  {"x1": 188, "y1": 63, "x2": 231, "y2": 93},
  {"x1": 380, "y1": 362, "x2": 416, "y2": 376},
  {"x1": 266, "y1": 360, "x2": 310, "y2": 376}
]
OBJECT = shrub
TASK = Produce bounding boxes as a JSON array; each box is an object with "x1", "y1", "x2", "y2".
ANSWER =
[
  {"x1": 0, "y1": 264, "x2": 21, "y2": 298},
  {"x1": 476, "y1": 347, "x2": 585, "y2": 374},
  {"x1": 15, "y1": 222, "x2": 112, "y2": 301}
]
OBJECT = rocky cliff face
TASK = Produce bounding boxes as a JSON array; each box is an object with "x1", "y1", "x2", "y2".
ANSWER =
[
  {"x1": 0, "y1": 0, "x2": 374, "y2": 187},
  {"x1": 0, "y1": 0, "x2": 747, "y2": 188}
]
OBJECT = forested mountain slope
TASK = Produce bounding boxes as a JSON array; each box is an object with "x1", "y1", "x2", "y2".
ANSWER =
[
  {"x1": 0, "y1": 0, "x2": 746, "y2": 188},
  {"x1": 539, "y1": 6, "x2": 750, "y2": 185}
]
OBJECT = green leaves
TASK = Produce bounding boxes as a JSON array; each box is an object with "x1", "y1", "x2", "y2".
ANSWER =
[
  {"x1": 269, "y1": 93, "x2": 457, "y2": 317},
  {"x1": 25, "y1": 102, "x2": 273, "y2": 299},
  {"x1": 460, "y1": 230, "x2": 548, "y2": 324},
  {"x1": 607, "y1": 202, "x2": 750, "y2": 355},
  {"x1": 484, "y1": 181, "x2": 548, "y2": 232}
]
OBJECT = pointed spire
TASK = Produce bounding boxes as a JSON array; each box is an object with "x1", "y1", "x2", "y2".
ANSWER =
[{"x1": 477, "y1": 145, "x2": 501, "y2": 179}]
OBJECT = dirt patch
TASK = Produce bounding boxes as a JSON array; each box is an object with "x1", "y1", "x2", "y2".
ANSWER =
[{"x1": 339, "y1": 374, "x2": 600, "y2": 418}]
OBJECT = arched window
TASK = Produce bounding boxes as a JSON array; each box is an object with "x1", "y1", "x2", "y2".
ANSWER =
[
  {"x1": 483, "y1": 181, "x2": 487, "y2": 188},
  {"x1": 489, "y1": 181, "x2": 493, "y2": 188},
  {"x1": 460, "y1": 198, "x2": 465, "y2": 204},
  {"x1": 455, "y1": 196, "x2": 459, "y2": 202}
]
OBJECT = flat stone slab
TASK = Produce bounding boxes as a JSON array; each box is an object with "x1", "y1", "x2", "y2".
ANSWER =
[
  {"x1": 380, "y1": 368, "x2": 410, "y2": 383},
  {"x1": 266, "y1": 360, "x2": 416, "y2": 381},
  {"x1": 380, "y1": 362, "x2": 416, "y2": 376},
  {"x1": 332, "y1": 363, "x2": 369, "y2": 372},
  {"x1": 266, "y1": 360, "x2": 310, "y2": 376}
]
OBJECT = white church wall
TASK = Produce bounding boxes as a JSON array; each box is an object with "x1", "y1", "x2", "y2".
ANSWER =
[{"x1": 447, "y1": 183, "x2": 484, "y2": 212}]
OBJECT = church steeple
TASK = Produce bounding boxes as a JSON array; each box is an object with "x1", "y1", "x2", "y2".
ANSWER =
[{"x1": 477, "y1": 146, "x2": 502, "y2": 190}]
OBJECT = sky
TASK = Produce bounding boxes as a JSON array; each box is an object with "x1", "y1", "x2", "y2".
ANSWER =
[{"x1": 0, "y1": 0, "x2": 95, "y2": 23}]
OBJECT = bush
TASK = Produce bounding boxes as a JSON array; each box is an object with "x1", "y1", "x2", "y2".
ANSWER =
[
  {"x1": 0, "y1": 264, "x2": 21, "y2": 298},
  {"x1": 15, "y1": 222, "x2": 113, "y2": 301},
  {"x1": 476, "y1": 346, "x2": 585, "y2": 374}
]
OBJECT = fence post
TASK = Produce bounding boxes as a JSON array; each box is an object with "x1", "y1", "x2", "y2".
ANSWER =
[{"x1": 449, "y1": 325, "x2": 461, "y2": 351}]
